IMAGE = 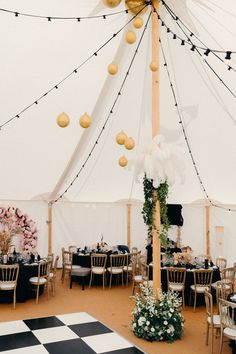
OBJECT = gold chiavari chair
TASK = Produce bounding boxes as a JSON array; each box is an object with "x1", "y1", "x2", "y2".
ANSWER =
[
  {"x1": 166, "y1": 267, "x2": 186, "y2": 308},
  {"x1": 190, "y1": 269, "x2": 213, "y2": 312},
  {"x1": 89, "y1": 253, "x2": 107, "y2": 289},
  {"x1": 0, "y1": 264, "x2": 19, "y2": 309},
  {"x1": 204, "y1": 290, "x2": 221, "y2": 354},
  {"x1": 107, "y1": 254, "x2": 126, "y2": 288}
]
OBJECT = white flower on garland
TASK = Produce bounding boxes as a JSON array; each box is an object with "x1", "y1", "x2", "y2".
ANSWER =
[{"x1": 130, "y1": 135, "x2": 185, "y2": 188}]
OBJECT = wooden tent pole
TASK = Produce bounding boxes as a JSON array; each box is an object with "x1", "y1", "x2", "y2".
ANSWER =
[
  {"x1": 152, "y1": 0, "x2": 161, "y2": 296},
  {"x1": 48, "y1": 203, "x2": 52, "y2": 255},
  {"x1": 206, "y1": 206, "x2": 210, "y2": 258},
  {"x1": 127, "y1": 203, "x2": 131, "y2": 250}
]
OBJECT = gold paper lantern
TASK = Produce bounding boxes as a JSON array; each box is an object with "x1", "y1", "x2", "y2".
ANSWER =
[
  {"x1": 125, "y1": 30, "x2": 136, "y2": 44},
  {"x1": 56, "y1": 112, "x2": 70, "y2": 128},
  {"x1": 103, "y1": 0, "x2": 121, "y2": 7},
  {"x1": 116, "y1": 131, "x2": 127, "y2": 145},
  {"x1": 125, "y1": 0, "x2": 147, "y2": 15},
  {"x1": 79, "y1": 112, "x2": 91, "y2": 128},
  {"x1": 124, "y1": 137, "x2": 135, "y2": 150},
  {"x1": 119, "y1": 155, "x2": 128, "y2": 167},
  {"x1": 133, "y1": 17, "x2": 143, "y2": 29},
  {"x1": 150, "y1": 61, "x2": 159, "y2": 72},
  {"x1": 108, "y1": 62, "x2": 118, "y2": 75}
]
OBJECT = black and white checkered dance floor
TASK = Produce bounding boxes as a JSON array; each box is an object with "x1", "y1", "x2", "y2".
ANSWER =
[{"x1": 0, "y1": 312, "x2": 145, "y2": 353}]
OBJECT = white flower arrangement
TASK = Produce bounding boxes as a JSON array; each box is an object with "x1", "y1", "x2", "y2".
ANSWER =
[{"x1": 132, "y1": 284, "x2": 184, "y2": 342}]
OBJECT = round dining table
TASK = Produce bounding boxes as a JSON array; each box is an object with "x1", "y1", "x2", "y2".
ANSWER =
[
  {"x1": 0, "y1": 262, "x2": 43, "y2": 303},
  {"x1": 149, "y1": 265, "x2": 221, "y2": 307}
]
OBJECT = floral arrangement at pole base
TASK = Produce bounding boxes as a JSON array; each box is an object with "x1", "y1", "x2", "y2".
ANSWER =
[{"x1": 132, "y1": 284, "x2": 184, "y2": 343}]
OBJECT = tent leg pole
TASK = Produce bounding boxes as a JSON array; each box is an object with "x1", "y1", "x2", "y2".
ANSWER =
[
  {"x1": 152, "y1": 0, "x2": 161, "y2": 298},
  {"x1": 48, "y1": 203, "x2": 52, "y2": 255},
  {"x1": 206, "y1": 206, "x2": 210, "y2": 259},
  {"x1": 127, "y1": 204, "x2": 131, "y2": 250}
]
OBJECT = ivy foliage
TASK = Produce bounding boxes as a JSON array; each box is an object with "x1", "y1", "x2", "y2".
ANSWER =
[{"x1": 142, "y1": 175, "x2": 170, "y2": 252}]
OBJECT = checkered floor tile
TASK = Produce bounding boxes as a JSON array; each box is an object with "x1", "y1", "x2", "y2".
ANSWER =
[{"x1": 0, "y1": 312, "x2": 145, "y2": 353}]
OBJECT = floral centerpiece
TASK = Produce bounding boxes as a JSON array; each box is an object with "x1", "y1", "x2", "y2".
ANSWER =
[
  {"x1": 132, "y1": 284, "x2": 184, "y2": 342},
  {"x1": 0, "y1": 206, "x2": 38, "y2": 254},
  {"x1": 173, "y1": 251, "x2": 194, "y2": 266}
]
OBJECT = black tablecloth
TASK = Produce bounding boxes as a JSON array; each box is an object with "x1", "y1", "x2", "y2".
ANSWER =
[
  {"x1": 72, "y1": 253, "x2": 114, "y2": 268},
  {"x1": 149, "y1": 267, "x2": 221, "y2": 307},
  {"x1": 0, "y1": 263, "x2": 43, "y2": 303}
]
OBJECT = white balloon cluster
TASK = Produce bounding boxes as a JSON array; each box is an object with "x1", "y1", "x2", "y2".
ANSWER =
[{"x1": 130, "y1": 135, "x2": 185, "y2": 188}]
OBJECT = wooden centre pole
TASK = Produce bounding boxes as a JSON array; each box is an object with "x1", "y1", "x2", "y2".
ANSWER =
[
  {"x1": 127, "y1": 203, "x2": 131, "y2": 250},
  {"x1": 48, "y1": 203, "x2": 52, "y2": 255},
  {"x1": 205, "y1": 206, "x2": 210, "y2": 259},
  {"x1": 152, "y1": 0, "x2": 161, "y2": 296}
]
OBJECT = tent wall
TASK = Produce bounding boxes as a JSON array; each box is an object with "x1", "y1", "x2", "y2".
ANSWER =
[{"x1": 1, "y1": 200, "x2": 234, "y2": 266}]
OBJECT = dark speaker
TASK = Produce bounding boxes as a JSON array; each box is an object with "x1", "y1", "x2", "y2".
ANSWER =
[{"x1": 162, "y1": 204, "x2": 183, "y2": 226}]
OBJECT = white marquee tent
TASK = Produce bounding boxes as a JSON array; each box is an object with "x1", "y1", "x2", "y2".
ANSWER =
[{"x1": 0, "y1": 0, "x2": 235, "y2": 265}]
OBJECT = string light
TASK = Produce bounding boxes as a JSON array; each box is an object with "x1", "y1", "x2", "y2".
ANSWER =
[
  {"x1": 225, "y1": 51, "x2": 232, "y2": 60},
  {"x1": 52, "y1": 10, "x2": 152, "y2": 204},
  {"x1": 159, "y1": 38, "x2": 236, "y2": 212},
  {"x1": 0, "y1": 5, "x2": 148, "y2": 131},
  {"x1": 204, "y1": 49, "x2": 211, "y2": 56},
  {"x1": 0, "y1": 5, "x2": 143, "y2": 21},
  {"x1": 156, "y1": 4, "x2": 236, "y2": 100},
  {"x1": 160, "y1": 1, "x2": 236, "y2": 73}
]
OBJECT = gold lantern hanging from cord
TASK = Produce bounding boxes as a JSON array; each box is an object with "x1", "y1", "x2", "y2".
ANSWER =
[
  {"x1": 125, "y1": 30, "x2": 136, "y2": 44},
  {"x1": 116, "y1": 131, "x2": 127, "y2": 145},
  {"x1": 103, "y1": 0, "x2": 121, "y2": 7},
  {"x1": 119, "y1": 155, "x2": 128, "y2": 167},
  {"x1": 79, "y1": 112, "x2": 92, "y2": 128},
  {"x1": 133, "y1": 17, "x2": 143, "y2": 29},
  {"x1": 108, "y1": 62, "x2": 118, "y2": 75},
  {"x1": 125, "y1": 0, "x2": 147, "y2": 15},
  {"x1": 124, "y1": 137, "x2": 135, "y2": 150},
  {"x1": 149, "y1": 60, "x2": 159, "y2": 72},
  {"x1": 56, "y1": 112, "x2": 70, "y2": 128}
]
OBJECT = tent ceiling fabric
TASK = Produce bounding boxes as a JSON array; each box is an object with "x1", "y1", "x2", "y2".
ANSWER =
[{"x1": 0, "y1": 0, "x2": 236, "y2": 205}]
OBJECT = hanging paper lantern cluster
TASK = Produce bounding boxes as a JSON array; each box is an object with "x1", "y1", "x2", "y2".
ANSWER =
[
  {"x1": 103, "y1": 0, "x2": 121, "y2": 7},
  {"x1": 130, "y1": 135, "x2": 185, "y2": 188},
  {"x1": 56, "y1": 112, "x2": 70, "y2": 128},
  {"x1": 116, "y1": 131, "x2": 135, "y2": 167},
  {"x1": 116, "y1": 131, "x2": 135, "y2": 150},
  {"x1": 57, "y1": 112, "x2": 92, "y2": 129}
]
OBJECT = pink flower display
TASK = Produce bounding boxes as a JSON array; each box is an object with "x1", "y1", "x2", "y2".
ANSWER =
[{"x1": 0, "y1": 206, "x2": 38, "y2": 254}]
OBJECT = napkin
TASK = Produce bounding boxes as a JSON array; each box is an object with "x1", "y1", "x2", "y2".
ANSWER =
[{"x1": 230, "y1": 294, "x2": 236, "y2": 301}]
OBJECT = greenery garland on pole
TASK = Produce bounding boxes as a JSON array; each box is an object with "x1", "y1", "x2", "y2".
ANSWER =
[{"x1": 142, "y1": 175, "x2": 170, "y2": 253}]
